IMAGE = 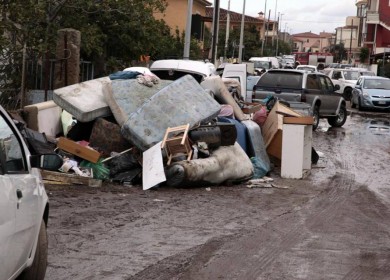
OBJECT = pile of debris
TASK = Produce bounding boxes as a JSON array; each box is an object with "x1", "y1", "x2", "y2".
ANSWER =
[{"x1": 15, "y1": 70, "x2": 307, "y2": 189}]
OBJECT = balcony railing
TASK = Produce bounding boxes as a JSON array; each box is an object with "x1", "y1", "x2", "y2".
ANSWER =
[{"x1": 366, "y1": 11, "x2": 379, "y2": 24}]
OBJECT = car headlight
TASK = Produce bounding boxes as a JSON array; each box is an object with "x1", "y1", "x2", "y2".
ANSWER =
[{"x1": 362, "y1": 91, "x2": 369, "y2": 97}]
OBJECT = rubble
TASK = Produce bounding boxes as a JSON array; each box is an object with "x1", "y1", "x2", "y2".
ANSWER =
[{"x1": 15, "y1": 66, "x2": 316, "y2": 189}]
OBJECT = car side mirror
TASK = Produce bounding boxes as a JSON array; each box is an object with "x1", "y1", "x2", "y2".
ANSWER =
[
  {"x1": 30, "y1": 154, "x2": 63, "y2": 171},
  {"x1": 355, "y1": 85, "x2": 361, "y2": 89},
  {"x1": 334, "y1": 84, "x2": 340, "y2": 91}
]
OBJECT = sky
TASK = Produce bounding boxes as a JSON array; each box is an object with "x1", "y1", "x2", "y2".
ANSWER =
[{"x1": 217, "y1": 0, "x2": 357, "y2": 34}]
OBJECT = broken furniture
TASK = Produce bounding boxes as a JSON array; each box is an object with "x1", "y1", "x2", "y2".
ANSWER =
[
  {"x1": 23, "y1": 100, "x2": 62, "y2": 138},
  {"x1": 165, "y1": 142, "x2": 254, "y2": 187},
  {"x1": 161, "y1": 124, "x2": 192, "y2": 165},
  {"x1": 281, "y1": 116, "x2": 313, "y2": 179},
  {"x1": 261, "y1": 100, "x2": 302, "y2": 160},
  {"x1": 57, "y1": 137, "x2": 101, "y2": 163}
]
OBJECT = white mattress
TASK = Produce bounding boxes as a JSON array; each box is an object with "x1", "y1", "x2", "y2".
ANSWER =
[{"x1": 53, "y1": 77, "x2": 111, "y2": 122}]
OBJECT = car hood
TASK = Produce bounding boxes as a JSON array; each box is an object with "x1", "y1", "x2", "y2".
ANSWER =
[
  {"x1": 344, "y1": 79, "x2": 358, "y2": 85},
  {"x1": 364, "y1": 88, "x2": 390, "y2": 97}
]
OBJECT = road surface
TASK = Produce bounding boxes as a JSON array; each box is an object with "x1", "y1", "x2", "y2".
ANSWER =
[{"x1": 45, "y1": 110, "x2": 390, "y2": 280}]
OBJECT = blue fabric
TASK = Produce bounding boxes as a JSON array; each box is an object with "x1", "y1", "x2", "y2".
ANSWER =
[
  {"x1": 109, "y1": 71, "x2": 141, "y2": 80},
  {"x1": 217, "y1": 117, "x2": 247, "y2": 153}
]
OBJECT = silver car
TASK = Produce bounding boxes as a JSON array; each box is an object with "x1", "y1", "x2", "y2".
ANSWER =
[
  {"x1": 351, "y1": 76, "x2": 390, "y2": 110},
  {"x1": 0, "y1": 105, "x2": 62, "y2": 280}
]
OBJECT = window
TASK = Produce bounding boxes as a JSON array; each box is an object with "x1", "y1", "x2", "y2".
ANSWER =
[
  {"x1": 0, "y1": 115, "x2": 26, "y2": 173},
  {"x1": 319, "y1": 76, "x2": 334, "y2": 92},
  {"x1": 306, "y1": 74, "x2": 320, "y2": 90},
  {"x1": 332, "y1": 71, "x2": 342, "y2": 79}
]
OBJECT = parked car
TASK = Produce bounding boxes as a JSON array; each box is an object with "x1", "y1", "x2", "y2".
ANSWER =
[
  {"x1": 150, "y1": 59, "x2": 216, "y2": 83},
  {"x1": 246, "y1": 75, "x2": 261, "y2": 101},
  {"x1": 0, "y1": 105, "x2": 62, "y2": 280},
  {"x1": 253, "y1": 69, "x2": 347, "y2": 130},
  {"x1": 323, "y1": 68, "x2": 362, "y2": 101},
  {"x1": 249, "y1": 57, "x2": 279, "y2": 74},
  {"x1": 296, "y1": 65, "x2": 317, "y2": 72},
  {"x1": 351, "y1": 76, "x2": 390, "y2": 111}
]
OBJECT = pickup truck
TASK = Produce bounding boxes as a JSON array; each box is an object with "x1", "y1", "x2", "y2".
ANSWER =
[
  {"x1": 323, "y1": 68, "x2": 375, "y2": 101},
  {"x1": 252, "y1": 69, "x2": 347, "y2": 130}
]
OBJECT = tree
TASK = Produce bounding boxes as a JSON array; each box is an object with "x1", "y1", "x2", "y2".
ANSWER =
[
  {"x1": 359, "y1": 47, "x2": 369, "y2": 64},
  {"x1": 0, "y1": 0, "x2": 196, "y2": 103}
]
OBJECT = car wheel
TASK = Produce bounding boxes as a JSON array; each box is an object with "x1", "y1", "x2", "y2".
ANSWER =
[
  {"x1": 343, "y1": 88, "x2": 352, "y2": 101},
  {"x1": 357, "y1": 97, "x2": 364, "y2": 111},
  {"x1": 312, "y1": 105, "x2": 320, "y2": 131},
  {"x1": 327, "y1": 105, "x2": 347, "y2": 127},
  {"x1": 17, "y1": 220, "x2": 48, "y2": 280}
]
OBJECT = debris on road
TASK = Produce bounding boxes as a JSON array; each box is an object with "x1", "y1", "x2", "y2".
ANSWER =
[{"x1": 14, "y1": 64, "x2": 319, "y2": 189}]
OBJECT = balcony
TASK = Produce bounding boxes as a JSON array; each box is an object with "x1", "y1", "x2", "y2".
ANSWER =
[
  {"x1": 366, "y1": 11, "x2": 379, "y2": 24},
  {"x1": 355, "y1": 0, "x2": 368, "y2": 5}
]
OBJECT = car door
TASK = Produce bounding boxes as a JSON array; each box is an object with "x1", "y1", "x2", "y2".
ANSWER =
[
  {"x1": 0, "y1": 111, "x2": 40, "y2": 278},
  {"x1": 304, "y1": 73, "x2": 322, "y2": 107},
  {"x1": 0, "y1": 165, "x2": 16, "y2": 279},
  {"x1": 331, "y1": 70, "x2": 343, "y2": 93},
  {"x1": 318, "y1": 75, "x2": 340, "y2": 115}
]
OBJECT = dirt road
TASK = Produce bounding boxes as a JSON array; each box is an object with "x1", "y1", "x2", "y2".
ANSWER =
[{"x1": 45, "y1": 111, "x2": 390, "y2": 280}]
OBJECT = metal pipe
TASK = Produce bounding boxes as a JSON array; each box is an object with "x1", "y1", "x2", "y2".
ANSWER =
[
  {"x1": 183, "y1": 0, "x2": 193, "y2": 60},
  {"x1": 238, "y1": 0, "x2": 246, "y2": 62}
]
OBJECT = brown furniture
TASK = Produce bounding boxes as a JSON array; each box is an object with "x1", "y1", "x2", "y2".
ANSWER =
[{"x1": 161, "y1": 124, "x2": 192, "y2": 165}]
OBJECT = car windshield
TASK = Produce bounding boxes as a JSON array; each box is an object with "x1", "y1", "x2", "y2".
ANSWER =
[
  {"x1": 253, "y1": 61, "x2": 270, "y2": 69},
  {"x1": 363, "y1": 79, "x2": 390, "y2": 89},
  {"x1": 343, "y1": 71, "x2": 360, "y2": 80},
  {"x1": 258, "y1": 72, "x2": 303, "y2": 89},
  {"x1": 360, "y1": 71, "x2": 375, "y2": 76}
]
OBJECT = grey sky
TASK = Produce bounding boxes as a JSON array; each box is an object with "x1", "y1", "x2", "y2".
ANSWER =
[{"x1": 218, "y1": 0, "x2": 357, "y2": 34}]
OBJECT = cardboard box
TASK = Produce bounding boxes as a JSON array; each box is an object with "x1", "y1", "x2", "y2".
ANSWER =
[
  {"x1": 57, "y1": 137, "x2": 101, "y2": 163},
  {"x1": 242, "y1": 102, "x2": 262, "y2": 114},
  {"x1": 261, "y1": 101, "x2": 302, "y2": 159}
]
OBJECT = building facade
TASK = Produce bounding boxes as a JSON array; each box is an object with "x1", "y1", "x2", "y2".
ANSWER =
[
  {"x1": 292, "y1": 31, "x2": 333, "y2": 53},
  {"x1": 153, "y1": 0, "x2": 212, "y2": 35},
  {"x1": 356, "y1": 0, "x2": 390, "y2": 61},
  {"x1": 335, "y1": 16, "x2": 359, "y2": 63}
]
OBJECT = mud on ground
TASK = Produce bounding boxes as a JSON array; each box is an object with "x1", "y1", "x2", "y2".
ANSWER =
[{"x1": 46, "y1": 113, "x2": 390, "y2": 280}]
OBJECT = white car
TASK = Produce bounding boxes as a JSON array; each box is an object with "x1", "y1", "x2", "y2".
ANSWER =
[{"x1": 0, "y1": 105, "x2": 62, "y2": 280}]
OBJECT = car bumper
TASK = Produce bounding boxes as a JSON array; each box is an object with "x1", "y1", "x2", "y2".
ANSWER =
[{"x1": 362, "y1": 97, "x2": 390, "y2": 109}]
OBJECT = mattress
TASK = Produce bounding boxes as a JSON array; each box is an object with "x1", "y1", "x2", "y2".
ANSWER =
[
  {"x1": 121, "y1": 75, "x2": 222, "y2": 151},
  {"x1": 53, "y1": 77, "x2": 111, "y2": 122},
  {"x1": 107, "y1": 78, "x2": 172, "y2": 126}
]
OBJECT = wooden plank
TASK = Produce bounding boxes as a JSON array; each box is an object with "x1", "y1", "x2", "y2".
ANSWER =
[
  {"x1": 283, "y1": 116, "x2": 314, "y2": 125},
  {"x1": 41, "y1": 170, "x2": 102, "y2": 187},
  {"x1": 57, "y1": 137, "x2": 100, "y2": 163}
]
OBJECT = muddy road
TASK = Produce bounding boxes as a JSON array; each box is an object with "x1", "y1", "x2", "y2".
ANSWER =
[{"x1": 45, "y1": 110, "x2": 390, "y2": 280}]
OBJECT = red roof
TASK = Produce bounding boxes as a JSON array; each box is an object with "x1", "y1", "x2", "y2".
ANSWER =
[{"x1": 293, "y1": 32, "x2": 321, "y2": 38}]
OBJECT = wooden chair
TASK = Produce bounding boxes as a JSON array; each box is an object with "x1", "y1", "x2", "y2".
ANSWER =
[{"x1": 161, "y1": 124, "x2": 192, "y2": 165}]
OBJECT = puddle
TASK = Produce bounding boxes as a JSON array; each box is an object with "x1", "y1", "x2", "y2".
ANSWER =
[{"x1": 367, "y1": 120, "x2": 390, "y2": 135}]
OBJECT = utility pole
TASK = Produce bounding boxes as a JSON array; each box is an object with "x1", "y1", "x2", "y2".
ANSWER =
[
  {"x1": 261, "y1": 0, "x2": 267, "y2": 56},
  {"x1": 224, "y1": 0, "x2": 231, "y2": 59},
  {"x1": 349, "y1": 19, "x2": 353, "y2": 64},
  {"x1": 183, "y1": 0, "x2": 193, "y2": 60},
  {"x1": 210, "y1": 0, "x2": 220, "y2": 64},
  {"x1": 276, "y1": 13, "x2": 282, "y2": 56},
  {"x1": 238, "y1": 0, "x2": 246, "y2": 62},
  {"x1": 272, "y1": 0, "x2": 278, "y2": 46}
]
